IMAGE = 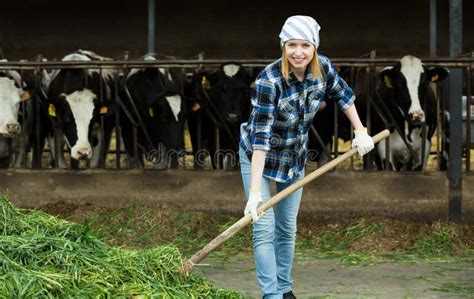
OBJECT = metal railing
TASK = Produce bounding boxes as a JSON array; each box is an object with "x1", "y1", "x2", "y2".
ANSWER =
[{"x1": 0, "y1": 55, "x2": 472, "y2": 171}]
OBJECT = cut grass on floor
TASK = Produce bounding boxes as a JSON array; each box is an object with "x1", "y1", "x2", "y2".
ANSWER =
[
  {"x1": 432, "y1": 282, "x2": 474, "y2": 294},
  {"x1": 0, "y1": 195, "x2": 240, "y2": 298},
  {"x1": 39, "y1": 202, "x2": 474, "y2": 267}
]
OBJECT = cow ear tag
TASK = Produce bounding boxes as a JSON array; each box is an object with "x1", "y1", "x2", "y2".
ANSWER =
[
  {"x1": 100, "y1": 106, "x2": 108, "y2": 115},
  {"x1": 431, "y1": 74, "x2": 439, "y2": 82},
  {"x1": 21, "y1": 90, "x2": 31, "y2": 101},
  {"x1": 384, "y1": 75, "x2": 393, "y2": 88},
  {"x1": 149, "y1": 107, "x2": 154, "y2": 118},
  {"x1": 48, "y1": 104, "x2": 56, "y2": 117},
  {"x1": 201, "y1": 76, "x2": 210, "y2": 89}
]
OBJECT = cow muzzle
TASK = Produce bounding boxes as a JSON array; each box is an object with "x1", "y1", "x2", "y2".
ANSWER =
[
  {"x1": 225, "y1": 113, "x2": 239, "y2": 123},
  {"x1": 71, "y1": 146, "x2": 92, "y2": 160},
  {"x1": 0, "y1": 120, "x2": 21, "y2": 137},
  {"x1": 410, "y1": 111, "x2": 425, "y2": 123}
]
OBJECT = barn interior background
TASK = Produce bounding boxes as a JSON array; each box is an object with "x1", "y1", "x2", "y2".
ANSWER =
[
  {"x1": 0, "y1": 1, "x2": 473, "y2": 219},
  {"x1": 1, "y1": 0, "x2": 473, "y2": 59},
  {"x1": 1, "y1": 1, "x2": 474, "y2": 297}
]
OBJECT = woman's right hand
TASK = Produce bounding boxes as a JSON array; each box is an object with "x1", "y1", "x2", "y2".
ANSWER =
[{"x1": 352, "y1": 128, "x2": 375, "y2": 157}]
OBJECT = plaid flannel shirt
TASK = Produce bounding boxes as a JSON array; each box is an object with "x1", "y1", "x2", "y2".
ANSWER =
[{"x1": 240, "y1": 54, "x2": 355, "y2": 183}]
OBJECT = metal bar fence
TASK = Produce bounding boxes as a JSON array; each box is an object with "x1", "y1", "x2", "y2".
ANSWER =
[{"x1": 0, "y1": 57, "x2": 473, "y2": 172}]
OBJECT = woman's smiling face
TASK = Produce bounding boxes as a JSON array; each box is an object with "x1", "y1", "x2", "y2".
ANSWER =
[{"x1": 284, "y1": 39, "x2": 315, "y2": 72}]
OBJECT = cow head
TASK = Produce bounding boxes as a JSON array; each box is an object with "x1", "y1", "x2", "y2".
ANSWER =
[
  {"x1": 0, "y1": 74, "x2": 23, "y2": 137},
  {"x1": 51, "y1": 89, "x2": 114, "y2": 160},
  {"x1": 204, "y1": 63, "x2": 253, "y2": 124},
  {"x1": 47, "y1": 51, "x2": 117, "y2": 163},
  {"x1": 133, "y1": 67, "x2": 183, "y2": 124},
  {"x1": 379, "y1": 55, "x2": 448, "y2": 124}
]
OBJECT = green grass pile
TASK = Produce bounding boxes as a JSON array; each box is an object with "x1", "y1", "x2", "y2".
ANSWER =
[{"x1": 0, "y1": 195, "x2": 239, "y2": 298}]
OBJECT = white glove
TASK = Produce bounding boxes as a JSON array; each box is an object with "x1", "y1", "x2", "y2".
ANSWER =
[
  {"x1": 351, "y1": 128, "x2": 375, "y2": 157},
  {"x1": 244, "y1": 190, "x2": 263, "y2": 222}
]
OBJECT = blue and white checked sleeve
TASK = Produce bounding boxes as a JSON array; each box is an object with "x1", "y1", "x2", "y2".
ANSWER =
[{"x1": 250, "y1": 75, "x2": 277, "y2": 151}]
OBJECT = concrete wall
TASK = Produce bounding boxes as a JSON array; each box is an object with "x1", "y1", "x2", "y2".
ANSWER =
[
  {"x1": 1, "y1": 0, "x2": 473, "y2": 60},
  {"x1": 2, "y1": 170, "x2": 473, "y2": 222}
]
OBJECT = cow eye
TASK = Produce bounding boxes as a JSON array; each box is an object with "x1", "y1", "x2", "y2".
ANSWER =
[{"x1": 63, "y1": 111, "x2": 73, "y2": 123}]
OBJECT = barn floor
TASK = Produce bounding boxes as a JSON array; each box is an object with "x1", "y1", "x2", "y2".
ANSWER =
[
  {"x1": 196, "y1": 257, "x2": 474, "y2": 298},
  {"x1": 2, "y1": 168, "x2": 474, "y2": 297},
  {"x1": 35, "y1": 199, "x2": 474, "y2": 299}
]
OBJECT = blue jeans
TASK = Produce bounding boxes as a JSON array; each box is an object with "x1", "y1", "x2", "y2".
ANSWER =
[{"x1": 239, "y1": 147, "x2": 303, "y2": 299}]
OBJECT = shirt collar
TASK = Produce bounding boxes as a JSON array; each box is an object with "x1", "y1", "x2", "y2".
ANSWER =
[
  {"x1": 288, "y1": 67, "x2": 314, "y2": 85},
  {"x1": 288, "y1": 72, "x2": 300, "y2": 85}
]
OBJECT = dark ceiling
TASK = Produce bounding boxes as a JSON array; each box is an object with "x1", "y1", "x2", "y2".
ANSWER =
[{"x1": 0, "y1": 0, "x2": 472, "y2": 60}]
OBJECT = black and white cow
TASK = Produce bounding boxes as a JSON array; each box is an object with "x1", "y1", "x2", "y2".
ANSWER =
[
  {"x1": 18, "y1": 59, "x2": 58, "y2": 169},
  {"x1": 0, "y1": 62, "x2": 53, "y2": 169},
  {"x1": 187, "y1": 62, "x2": 253, "y2": 169},
  {"x1": 0, "y1": 67, "x2": 24, "y2": 167},
  {"x1": 361, "y1": 55, "x2": 448, "y2": 170},
  {"x1": 47, "y1": 50, "x2": 117, "y2": 169},
  {"x1": 0, "y1": 69, "x2": 22, "y2": 137},
  {"x1": 119, "y1": 54, "x2": 186, "y2": 169}
]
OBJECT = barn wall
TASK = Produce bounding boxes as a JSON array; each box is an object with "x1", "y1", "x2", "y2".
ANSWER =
[
  {"x1": 0, "y1": 0, "x2": 473, "y2": 61},
  {"x1": 2, "y1": 170, "x2": 474, "y2": 222}
]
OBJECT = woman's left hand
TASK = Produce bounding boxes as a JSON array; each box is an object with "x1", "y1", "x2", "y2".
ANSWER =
[{"x1": 351, "y1": 128, "x2": 375, "y2": 157}]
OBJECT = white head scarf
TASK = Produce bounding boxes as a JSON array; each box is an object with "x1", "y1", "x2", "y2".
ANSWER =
[{"x1": 279, "y1": 15, "x2": 321, "y2": 48}]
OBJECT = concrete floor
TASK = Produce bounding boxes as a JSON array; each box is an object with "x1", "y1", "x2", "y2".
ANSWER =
[{"x1": 196, "y1": 256, "x2": 474, "y2": 298}]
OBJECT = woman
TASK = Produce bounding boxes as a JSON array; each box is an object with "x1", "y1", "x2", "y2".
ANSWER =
[{"x1": 239, "y1": 15, "x2": 374, "y2": 299}]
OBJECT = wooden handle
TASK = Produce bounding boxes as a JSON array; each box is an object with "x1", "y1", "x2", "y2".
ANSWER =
[{"x1": 181, "y1": 129, "x2": 390, "y2": 274}]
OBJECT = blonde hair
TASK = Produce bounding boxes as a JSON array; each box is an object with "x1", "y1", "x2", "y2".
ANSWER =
[{"x1": 281, "y1": 47, "x2": 322, "y2": 81}]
